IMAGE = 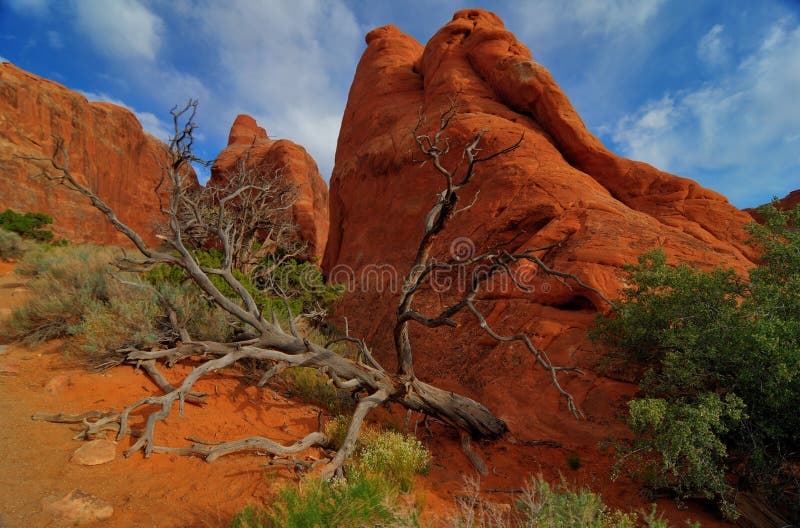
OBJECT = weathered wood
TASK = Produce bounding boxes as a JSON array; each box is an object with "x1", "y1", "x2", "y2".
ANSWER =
[
  {"x1": 150, "y1": 432, "x2": 327, "y2": 463},
  {"x1": 137, "y1": 359, "x2": 206, "y2": 404},
  {"x1": 461, "y1": 434, "x2": 488, "y2": 476},
  {"x1": 734, "y1": 492, "x2": 792, "y2": 528}
]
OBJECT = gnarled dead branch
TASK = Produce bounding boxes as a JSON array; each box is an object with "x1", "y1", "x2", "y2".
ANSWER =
[{"x1": 22, "y1": 98, "x2": 606, "y2": 479}]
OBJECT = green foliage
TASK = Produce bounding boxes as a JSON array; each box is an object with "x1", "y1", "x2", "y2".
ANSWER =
[
  {"x1": 230, "y1": 505, "x2": 270, "y2": 528},
  {"x1": 3, "y1": 244, "x2": 232, "y2": 366},
  {"x1": 230, "y1": 476, "x2": 418, "y2": 528},
  {"x1": 324, "y1": 417, "x2": 430, "y2": 493},
  {"x1": 623, "y1": 394, "x2": 743, "y2": 517},
  {"x1": 592, "y1": 203, "x2": 800, "y2": 520},
  {"x1": 451, "y1": 476, "x2": 698, "y2": 528},
  {"x1": 281, "y1": 368, "x2": 356, "y2": 415},
  {"x1": 517, "y1": 477, "x2": 638, "y2": 528},
  {"x1": 0, "y1": 208, "x2": 54, "y2": 241},
  {"x1": 259, "y1": 255, "x2": 345, "y2": 315},
  {"x1": 0, "y1": 229, "x2": 29, "y2": 260},
  {"x1": 144, "y1": 249, "x2": 343, "y2": 322},
  {"x1": 353, "y1": 428, "x2": 430, "y2": 493}
]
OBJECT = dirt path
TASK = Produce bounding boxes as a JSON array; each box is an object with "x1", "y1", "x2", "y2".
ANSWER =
[{"x1": 0, "y1": 263, "x2": 328, "y2": 527}]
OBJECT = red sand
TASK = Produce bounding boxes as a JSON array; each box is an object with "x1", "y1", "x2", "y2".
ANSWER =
[{"x1": 0, "y1": 263, "x2": 731, "y2": 527}]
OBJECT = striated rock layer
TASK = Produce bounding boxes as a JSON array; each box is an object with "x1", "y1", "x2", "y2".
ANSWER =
[
  {"x1": 323, "y1": 10, "x2": 754, "y2": 522},
  {"x1": 209, "y1": 115, "x2": 329, "y2": 260},
  {"x1": 0, "y1": 63, "x2": 194, "y2": 245}
]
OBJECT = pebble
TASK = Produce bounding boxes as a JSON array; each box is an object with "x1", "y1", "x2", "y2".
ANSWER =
[
  {"x1": 44, "y1": 374, "x2": 71, "y2": 394},
  {"x1": 71, "y1": 440, "x2": 116, "y2": 466},
  {"x1": 43, "y1": 489, "x2": 113, "y2": 523},
  {"x1": 0, "y1": 362, "x2": 19, "y2": 375}
]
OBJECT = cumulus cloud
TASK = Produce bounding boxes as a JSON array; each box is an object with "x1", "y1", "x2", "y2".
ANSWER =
[
  {"x1": 506, "y1": 0, "x2": 671, "y2": 132},
  {"x1": 0, "y1": 56, "x2": 9, "y2": 63},
  {"x1": 697, "y1": 24, "x2": 729, "y2": 65},
  {"x1": 79, "y1": 89, "x2": 173, "y2": 142},
  {"x1": 73, "y1": 0, "x2": 163, "y2": 61},
  {"x1": 613, "y1": 18, "x2": 800, "y2": 206},
  {"x1": 176, "y1": 0, "x2": 363, "y2": 179}
]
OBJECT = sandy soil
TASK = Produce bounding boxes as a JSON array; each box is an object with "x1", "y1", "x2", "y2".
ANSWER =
[{"x1": 0, "y1": 262, "x2": 730, "y2": 527}]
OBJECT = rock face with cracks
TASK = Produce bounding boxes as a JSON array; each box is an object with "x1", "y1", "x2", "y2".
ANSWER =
[
  {"x1": 0, "y1": 63, "x2": 196, "y2": 245},
  {"x1": 323, "y1": 8, "x2": 757, "y2": 479},
  {"x1": 209, "y1": 115, "x2": 330, "y2": 259}
]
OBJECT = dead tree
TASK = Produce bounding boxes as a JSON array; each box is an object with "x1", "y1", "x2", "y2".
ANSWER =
[
  {"x1": 186, "y1": 146, "x2": 303, "y2": 273},
  {"x1": 24, "y1": 99, "x2": 610, "y2": 479}
]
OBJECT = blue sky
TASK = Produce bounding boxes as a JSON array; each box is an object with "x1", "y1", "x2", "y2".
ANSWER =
[{"x1": 1, "y1": 0, "x2": 798, "y2": 208}]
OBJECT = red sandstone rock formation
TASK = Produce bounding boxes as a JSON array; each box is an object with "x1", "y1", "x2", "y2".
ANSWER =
[
  {"x1": 323, "y1": 10, "x2": 753, "y2": 522},
  {"x1": 779, "y1": 189, "x2": 800, "y2": 210},
  {"x1": 209, "y1": 115, "x2": 329, "y2": 260},
  {"x1": 0, "y1": 63, "x2": 194, "y2": 245}
]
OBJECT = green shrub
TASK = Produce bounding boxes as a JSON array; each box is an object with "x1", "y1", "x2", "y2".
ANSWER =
[
  {"x1": 3, "y1": 244, "x2": 233, "y2": 367},
  {"x1": 0, "y1": 229, "x2": 28, "y2": 260},
  {"x1": 146, "y1": 250, "x2": 343, "y2": 323},
  {"x1": 451, "y1": 476, "x2": 697, "y2": 528},
  {"x1": 231, "y1": 476, "x2": 418, "y2": 528},
  {"x1": 592, "y1": 203, "x2": 800, "y2": 520},
  {"x1": 257, "y1": 255, "x2": 344, "y2": 316},
  {"x1": 623, "y1": 394, "x2": 743, "y2": 518},
  {"x1": 324, "y1": 417, "x2": 430, "y2": 493},
  {"x1": 517, "y1": 477, "x2": 638, "y2": 528},
  {"x1": 281, "y1": 368, "x2": 356, "y2": 415},
  {"x1": 5, "y1": 246, "x2": 115, "y2": 345},
  {"x1": 354, "y1": 428, "x2": 429, "y2": 493},
  {"x1": 230, "y1": 505, "x2": 269, "y2": 528},
  {"x1": 0, "y1": 208, "x2": 54, "y2": 241}
]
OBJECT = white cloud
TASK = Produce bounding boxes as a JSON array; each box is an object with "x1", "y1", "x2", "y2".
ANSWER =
[
  {"x1": 0, "y1": 56, "x2": 9, "y2": 63},
  {"x1": 511, "y1": 0, "x2": 665, "y2": 42},
  {"x1": 176, "y1": 0, "x2": 363, "y2": 179},
  {"x1": 572, "y1": 0, "x2": 665, "y2": 36},
  {"x1": 133, "y1": 110, "x2": 174, "y2": 143},
  {"x1": 697, "y1": 24, "x2": 729, "y2": 65},
  {"x1": 73, "y1": 0, "x2": 163, "y2": 61},
  {"x1": 506, "y1": 0, "x2": 671, "y2": 131},
  {"x1": 613, "y1": 18, "x2": 800, "y2": 205},
  {"x1": 6, "y1": 0, "x2": 49, "y2": 16},
  {"x1": 47, "y1": 30, "x2": 62, "y2": 49},
  {"x1": 79, "y1": 89, "x2": 173, "y2": 142}
]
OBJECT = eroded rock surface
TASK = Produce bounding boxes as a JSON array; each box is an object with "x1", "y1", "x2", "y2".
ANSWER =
[
  {"x1": 0, "y1": 63, "x2": 196, "y2": 245},
  {"x1": 323, "y1": 9, "x2": 756, "y2": 509},
  {"x1": 209, "y1": 115, "x2": 329, "y2": 259}
]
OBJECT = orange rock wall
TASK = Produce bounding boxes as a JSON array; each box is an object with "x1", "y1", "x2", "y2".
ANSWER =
[{"x1": 0, "y1": 63, "x2": 191, "y2": 246}]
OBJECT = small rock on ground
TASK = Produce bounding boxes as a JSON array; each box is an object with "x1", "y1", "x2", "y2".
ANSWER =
[
  {"x1": 71, "y1": 440, "x2": 116, "y2": 466},
  {"x1": 43, "y1": 489, "x2": 113, "y2": 524},
  {"x1": 0, "y1": 362, "x2": 19, "y2": 375},
  {"x1": 45, "y1": 374, "x2": 71, "y2": 394}
]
